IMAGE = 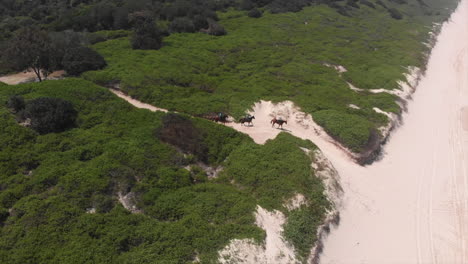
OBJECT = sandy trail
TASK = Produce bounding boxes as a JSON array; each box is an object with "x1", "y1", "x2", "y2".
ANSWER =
[
  {"x1": 0, "y1": 70, "x2": 65, "y2": 85},
  {"x1": 109, "y1": 89, "x2": 168, "y2": 113}
]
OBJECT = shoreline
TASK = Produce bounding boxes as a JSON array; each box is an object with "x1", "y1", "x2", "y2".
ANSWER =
[{"x1": 320, "y1": 0, "x2": 468, "y2": 261}]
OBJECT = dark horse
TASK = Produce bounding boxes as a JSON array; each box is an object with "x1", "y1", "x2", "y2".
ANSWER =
[
  {"x1": 271, "y1": 118, "x2": 287, "y2": 128},
  {"x1": 239, "y1": 115, "x2": 255, "y2": 126}
]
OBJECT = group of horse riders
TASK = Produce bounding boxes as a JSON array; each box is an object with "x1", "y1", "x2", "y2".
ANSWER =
[{"x1": 215, "y1": 112, "x2": 286, "y2": 128}]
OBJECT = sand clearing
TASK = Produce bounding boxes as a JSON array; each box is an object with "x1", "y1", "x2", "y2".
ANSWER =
[
  {"x1": 219, "y1": 206, "x2": 298, "y2": 264},
  {"x1": 0, "y1": 70, "x2": 65, "y2": 85}
]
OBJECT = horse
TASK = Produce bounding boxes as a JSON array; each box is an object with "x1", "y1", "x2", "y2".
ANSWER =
[
  {"x1": 239, "y1": 115, "x2": 255, "y2": 126},
  {"x1": 211, "y1": 113, "x2": 229, "y2": 124},
  {"x1": 271, "y1": 118, "x2": 287, "y2": 128}
]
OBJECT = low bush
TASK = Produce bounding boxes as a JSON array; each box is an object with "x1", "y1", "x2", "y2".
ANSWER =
[
  {"x1": 388, "y1": 8, "x2": 403, "y2": 19},
  {"x1": 156, "y1": 113, "x2": 209, "y2": 162},
  {"x1": 24, "y1": 97, "x2": 77, "y2": 134},
  {"x1": 169, "y1": 17, "x2": 196, "y2": 33},
  {"x1": 6, "y1": 95, "x2": 25, "y2": 112},
  {"x1": 313, "y1": 110, "x2": 375, "y2": 152},
  {"x1": 62, "y1": 47, "x2": 107, "y2": 76}
]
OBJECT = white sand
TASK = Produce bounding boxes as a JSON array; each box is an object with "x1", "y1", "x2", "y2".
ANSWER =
[
  {"x1": 117, "y1": 192, "x2": 142, "y2": 214},
  {"x1": 219, "y1": 206, "x2": 299, "y2": 264},
  {"x1": 0, "y1": 70, "x2": 65, "y2": 85},
  {"x1": 284, "y1": 193, "x2": 307, "y2": 211},
  {"x1": 109, "y1": 89, "x2": 168, "y2": 113}
]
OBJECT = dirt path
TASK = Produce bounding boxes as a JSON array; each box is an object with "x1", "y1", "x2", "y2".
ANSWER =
[{"x1": 0, "y1": 70, "x2": 65, "y2": 85}]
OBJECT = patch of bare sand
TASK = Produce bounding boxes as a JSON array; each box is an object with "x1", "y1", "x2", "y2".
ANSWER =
[
  {"x1": 109, "y1": 89, "x2": 168, "y2": 113},
  {"x1": 219, "y1": 206, "x2": 299, "y2": 264},
  {"x1": 225, "y1": 100, "x2": 357, "y2": 163},
  {"x1": 117, "y1": 192, "x2": 142, "y2": 214},
  {"x1": 461, "y1": 107, "x2": 468, "y2": 131},
  {"x1": 0, "y1": 70, "x2": 65, "y2": 85}
]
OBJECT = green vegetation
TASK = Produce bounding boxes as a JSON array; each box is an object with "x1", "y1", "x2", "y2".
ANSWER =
[
  {"x1": 283, "y1": 205, "x2": 325, "y2": 259},
  {"x1": 0, "y1": 0, "x2": 461, "y2": 262},
  {"x1": 83, "y1": 2, "x2": 444, "y2": 151},
  {"x1": 314, "y1": 110, "x2": 375, "y2": 152},
  {"x1": 0, "y1": 79, "x2": 328, "y2": 262}
]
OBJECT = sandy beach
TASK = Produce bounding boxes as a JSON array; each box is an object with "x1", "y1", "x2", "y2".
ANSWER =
[{"x1": 320, "y1": 0, "x2": 468, "y2": 262}]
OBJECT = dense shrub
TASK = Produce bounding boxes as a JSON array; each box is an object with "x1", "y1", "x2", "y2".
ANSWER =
[
  {"x1": 203, "y1": 19, "x2": 226, "y2": 36},
  {"x1": 169, "y1": 17, "x2": 196, "y2": 33},
  {"x1": 346, "y1": 0, "x2": 360, "y2": 9},
  {"x1": 269, "y1": 0, "x2": 309, "y2": 14},
  {"x1": 313, "y1": 110, "x2": 375, "y2": 152},
  {"x1": 156, "y1": 113, "x2": 208, "y2": 162},
  {"x1": 360, "y1": 0, "x2": 375, "y2": 8},
  {"x1": 248, "y1": 8, "x2": 263, "y2": 18},
  {"x1": 24, "y1": 97, "x2": 77, "y2": 134},
  {"x1": 389, "y1": 0, "x2": 408, "y2": 4},
  {"x1": 129, "y1": 11, "x2": 163, "y2": 50},
  {"x1": 240, "y1": 0, "x2": 255, "y2": 10},
  {"x1": 283, "y1": 206, "x2": 326, "y2": 259},
  {"x1": 62, "y1": 46, "x2": 107, "y2": 76},
  {"x1": 0, "y1": 208, "x2": 8, "y2": 225},
  {"x1": 388, "y1": 8, "x2": 403, "y2": 19},
  {"x1": 6, "y1": 95, "x2": 25, "y2": 112}
]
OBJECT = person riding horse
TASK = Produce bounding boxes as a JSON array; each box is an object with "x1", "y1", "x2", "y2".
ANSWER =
[
  {"x1": 239, "y1": 114, "x2": 255, "y2": 126},
  {"x1": 212, "y1": 112, "x2": 228, "y2": 124}
]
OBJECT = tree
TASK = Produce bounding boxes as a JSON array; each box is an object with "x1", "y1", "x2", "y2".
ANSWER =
[
  {"x1": 62, "y1": 46, "x2": 107, "y2": 76},
  {"x1": 24, "y1": 97, "x2": 77, "y2": 134},
  {"x1": 2, "y1": 26, "x2": 56, "y2": 82},
  {"x1": 129, "y1": 11, "x2": 163, "y2": 50}
]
